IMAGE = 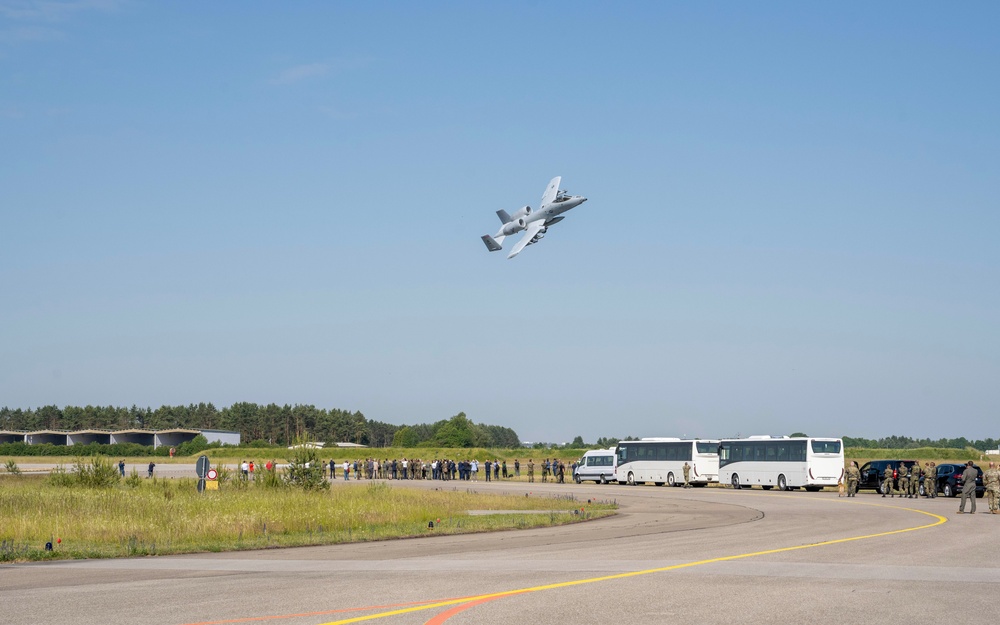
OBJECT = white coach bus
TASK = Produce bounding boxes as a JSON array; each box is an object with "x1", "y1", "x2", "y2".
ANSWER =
[
  {"x1": 717, "y1": 436, "x2": 844, "y2": 491},
  {"x1": 573, "y1": 448, "x2": 617, "y2": 484},
  {"x1": 614, "y1": 438, "x2": 720, "y2": 486}
]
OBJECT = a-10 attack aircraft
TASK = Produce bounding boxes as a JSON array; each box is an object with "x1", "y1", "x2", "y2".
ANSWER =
[{"x1": 480, "y1": 176, "x2": 587, "y2": 259}]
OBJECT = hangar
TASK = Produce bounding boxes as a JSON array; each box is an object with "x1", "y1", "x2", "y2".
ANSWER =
[{"x1": 0, "y1": 428, "x2": 240, "y2": 448}]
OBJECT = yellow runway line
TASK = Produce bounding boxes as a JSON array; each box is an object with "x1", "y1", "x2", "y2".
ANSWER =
[{"x1": 316, "y1": 501, "x2": 946, "y2": 625}]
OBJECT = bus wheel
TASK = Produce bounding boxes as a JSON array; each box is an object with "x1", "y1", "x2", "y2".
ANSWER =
[
  {"x1": 667, "y1": 473, "x2": 675, "y2": 487},
  {"x1": 599, "y1": 474, "x2": 607, "y2": 484},
  {"x1": 731, "y1": 474, "x2": 740, "y2": 489},
  {"x1": 627, "y1": 472, "x2": 635, "y2": 486},
  {"x1": 777, "y1": 474, "x2": 787, "y2": 491}
]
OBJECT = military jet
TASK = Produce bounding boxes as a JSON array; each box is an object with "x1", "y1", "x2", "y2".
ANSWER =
[{"x1": 480, "y1": 176, "x2": 587, "y2": 259}]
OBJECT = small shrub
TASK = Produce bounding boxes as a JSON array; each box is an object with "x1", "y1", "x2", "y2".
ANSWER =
[
  {"x1": 3, "y1": 459, "x2": 20, "y2": 475},
  {"x1": 75, "y1": 455, "x2": 121, "y2": 488},
  {"x1": 124, "y1": 469, "x2": 143, "y2": 489},
  {"x1": 46, "y1": 464, "x2": 74, "y2": 487}
]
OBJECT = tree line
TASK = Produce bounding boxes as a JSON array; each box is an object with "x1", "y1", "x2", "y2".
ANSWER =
[{"x1": 0, "y1": 404, "x2": 519, "y2": 449}]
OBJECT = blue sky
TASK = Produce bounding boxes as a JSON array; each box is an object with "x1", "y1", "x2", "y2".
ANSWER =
[{"x1": 2, "y1": 1, "x2": 998, "y2": 443}]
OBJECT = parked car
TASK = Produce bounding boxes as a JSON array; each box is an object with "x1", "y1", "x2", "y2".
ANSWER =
[
  {"x1": 857, "y1": 460, "x2": 920, "y2": 493},
  {"x1": 932, "y1": 463, "x2": 985, "y2": 498}
]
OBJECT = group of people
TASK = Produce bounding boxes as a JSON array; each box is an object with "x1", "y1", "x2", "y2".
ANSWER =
[
  {"x1": 879, "y1": 461, "x2": 932, "y2": 499},
  {"x1": 955, "y1": 461, "x2": 1000, "y2": 515},
  {"x1": 841, "y1": 459, "x2": 1000, "y2": 514},
  {"x1": 526, "y1": 459, "x2": 567, "y2": 483},
  {"x1": 321, "y1": 458, "x2": 576, "y2": 483}
]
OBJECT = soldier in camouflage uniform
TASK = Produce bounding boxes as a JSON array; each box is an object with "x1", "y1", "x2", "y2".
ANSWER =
[
  {"x1": 984, "y1": 462, "x2": 1000, "y2": 514},
  {"x1": 909, "y1": 463, "x2": 920, "y2": 498},
  {"x1": 926, "y1": 462, "x2": 937, "y2": 497},
  {"x1": 897, "y1": 464, "x2": 909, "y2": 499},
  {"x1": 882, "y1": 466, "x2": 894, "y2": 498},
  {"x1": 527, "y1": 459, "x2": 535, "y2": 483},
  {"x1": 846, "y1": 461, "x2": 860, "y2": 497}
]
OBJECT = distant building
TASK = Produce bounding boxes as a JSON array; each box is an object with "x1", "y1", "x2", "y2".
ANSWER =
[{"x1": 0, "y1": 428, "x2": 240, "y2": 449}]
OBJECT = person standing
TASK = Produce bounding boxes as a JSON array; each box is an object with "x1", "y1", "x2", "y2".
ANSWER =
[
  {"x1": 147, "y1": 461, "x2": 155, "y2": 478},
  {"x1": 118, "y1": 459, "x2": 126, "y2": 477},
  {"x1": 514, "y1": 459, "x2": 520, "y2": 477},
  {"x1": 485, "y1": 460, "x2": 491, "y2": 482},
  {"x1": 982, "y1": 462, "x2": 999, "y2": 514},
  {"x1": 926, "y1": 462, "x2": 937, "y2": 497},
  {"x1": 527, "y1": 459, "x2": 535, "y2": 483},
  {"x1": 682, "y1": 462, "x2": 691, "y2": 488},
  {"x1": 898, "y1": 465, "x2": 910, "y2": 499},
  {"x1": 909, "y1": 463, "x2": 920, "y2": 498},
  {"x1": 846, "y1": 461, "x2": 860, "y2": 497},
  {"x1": 958, "y1": 461, "x2": 978, "y2": 514},
  {"x1": 882, "y1": 465, "x2": 894, "y2": 498},
  {"x1": 241, "y1": 460, "x2": 249, "y2": 480}
]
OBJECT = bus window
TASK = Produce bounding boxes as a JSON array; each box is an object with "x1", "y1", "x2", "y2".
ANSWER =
[
  {"x1": 696, "y1": 442, "x2": 716, "y2": 454},
  {"x1": 811, "y1": 440, "x2": 842, "y2": 454}
]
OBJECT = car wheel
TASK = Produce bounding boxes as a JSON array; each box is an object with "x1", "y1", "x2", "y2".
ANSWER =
[
  {"x1": 574, "y1": 474, "x2": 581, "y2": 484},
  {"x1": 599, "y1": 475, "x2": 606, "y2": 484},
  {"x1": 943, "y1": 484, "x2": 953, "y2": 498},
  {"x1": 777, "y1": 474, "x2": 787, "y2": 491},
  {"x1": 667, "y1": 472, "x2": 675, "y2": 487},
  {"x1": 731, "y1": 473, "x2": 740, "y2": 489}
]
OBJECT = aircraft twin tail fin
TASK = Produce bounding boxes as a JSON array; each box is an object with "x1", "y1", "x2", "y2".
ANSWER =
[{"x1": 481, "y1": 234, "x2": 504, "y2": 252}]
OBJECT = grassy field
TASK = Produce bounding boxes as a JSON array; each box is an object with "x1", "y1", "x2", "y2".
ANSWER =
[
  {"x1": 847, "y1": 447, "x2": 995, "y2": 464},
  {"x1": 0, "y1": 473, "x2": 615, "y2": 563}
]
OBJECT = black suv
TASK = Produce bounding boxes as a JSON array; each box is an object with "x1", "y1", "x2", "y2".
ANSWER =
[
  {"x1": 857, "y1": 460, "x2": 920, "y2": 494},
  {"x1": 933, "y1": 463, "x2": 985, "y2": 498}
]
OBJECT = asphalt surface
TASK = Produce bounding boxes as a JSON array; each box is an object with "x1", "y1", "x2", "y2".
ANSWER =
[{"x1": 2, "y1": 472, "x2": 998, "y2": 625}]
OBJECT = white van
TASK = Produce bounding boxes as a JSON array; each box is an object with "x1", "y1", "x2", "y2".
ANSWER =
[{"x1": 573, "y1": 448, "x2": 617, "y2": 484}]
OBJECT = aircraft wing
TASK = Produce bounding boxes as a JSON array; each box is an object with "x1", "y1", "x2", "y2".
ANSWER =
[
  {"x1": 540, "y1": 176, "x2": 561, "y2": 207},
  {"x1": 507, "y1": 220, "x2": 545, "y2": 259}
]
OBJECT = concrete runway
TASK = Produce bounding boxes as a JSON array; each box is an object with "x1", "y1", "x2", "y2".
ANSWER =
[{"x1": 2, "y1": 476, "x2": 998, "y2": 625}]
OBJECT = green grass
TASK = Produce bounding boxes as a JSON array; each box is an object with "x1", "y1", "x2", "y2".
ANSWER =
[
  {"x1": 0, "y1": 475, "x2": 615, "y2": 562},
  {"x1": 847, "y1": 447, "x2": 990, "y2": 463}
]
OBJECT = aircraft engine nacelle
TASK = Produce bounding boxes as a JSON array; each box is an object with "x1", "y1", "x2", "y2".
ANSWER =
[
  {"x1": 511, "y1": 205, "x2": 531, "y2": 221},
  {"x1": 501, "y1": 218, "x2": 526, "y2": 236}
]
